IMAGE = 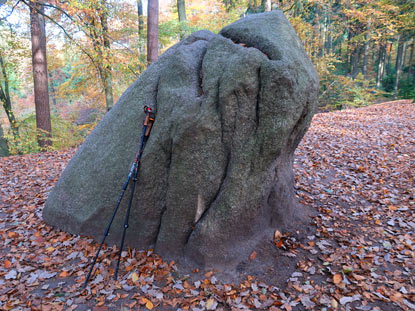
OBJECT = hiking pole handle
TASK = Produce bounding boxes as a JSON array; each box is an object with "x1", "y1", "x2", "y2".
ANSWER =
[{"x1": 143, "y1": 105, "x2": 155, "y2": 137}]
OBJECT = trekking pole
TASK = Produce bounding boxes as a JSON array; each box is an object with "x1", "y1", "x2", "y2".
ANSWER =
[
  {"x1": 82, "y1": 106, "x2": 156, "y2": 289},
  {"x1": 114, "y1": 106, "x2": 155, "y2": 280}
]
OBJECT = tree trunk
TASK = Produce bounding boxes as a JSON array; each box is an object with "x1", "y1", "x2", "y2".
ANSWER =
[
  {"x1": 387, "y1": 41, "x2": 393, "y2": 71},
  {"x1": 346, "y1": 31, "x2": 352, "y2": 74},
  {"x1": 408, "y1": 38, "x2": 414, "y2": 80},
  {"x1": 351, "y1": 45, "x2": 360, "y2": 78},
  {"x1": 0, "y1": 53, "x2": 19, "y2": 140},
  {"x1": 177, "y1": 0, "x2": 186, "y2": 21},
  {"x1": 394, "y1": 36, "x2": 406, "y2": 98},
  {"x1": 30, "y1": 1, "x2": 52, "y2": 149},
  {"x1": 102, "y1": 68, "x2": 114, "y2": 112},
  {"x1": 320, "y1": 13, "x2": 326, "y2": 57},
  {"x1": 137, "y1": 0, "x2": 145, "y2": 55},
  {"x1": 0, "y1": 124, "x2": 9, "y2": 157},
  {"x1": 326, "y1": 14, "x2": 332, "y2": 54},
  {"x1": 48, "y1": 72, "x2": 57, "y2": 108},
  {"x1": 376, "y1": 43, "x2": 386, "y2": 89},
  {"x1": 137, "y1": 0, "x2": 144, "y2": 36},
  {"x1": 147, "y1": 0, "x2": 159, "y2": 64},
  {"x1": 99, "y1": 1, "x2": 114, "y2": 111},
  {"x1": 362, "y1": 33, "x2": 370, "y2": 79},
  {"x1": 327, "y1": 31, "x2": 333, "y2": 55},
  {"x1": 264, "y1": 0, "x2": 271, "y2": 11}
]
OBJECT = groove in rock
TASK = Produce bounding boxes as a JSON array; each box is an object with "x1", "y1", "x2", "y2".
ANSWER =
[
  {"x1": 154, "y1": 138, "x2": 173, "y2": 246},
  {"x1": 220, "y1": 34, "x2": 271, "y2": 60},
  {"x1": 153, "y1": 205, "x2": 167, "y2": 247},
  {"x1": 255, "y1": 66, "x2": 261, "y2": 130},
  {"x1": 196, "y1": 46, "x2": 208, "y2": 98},
  {"x1": 154, "y1": 76, "x2": 161, "y2": 111},
  {"x1": 215, "y1": 69, "x2": 226, "y2": 145},
  {"x1": 184, "y1": 149, "x2": 231, "y2": 246},
  {"x1": 287, "y1": 102, "x2": 309, "y2": 151}
]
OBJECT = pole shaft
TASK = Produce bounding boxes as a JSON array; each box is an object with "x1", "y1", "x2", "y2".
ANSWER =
[
  {"x1": 114, "y1": 166, "x2": 139, "y2": 280},
  {"x1": 82, "y1": 169, "x2": 133, "y2": 288}
]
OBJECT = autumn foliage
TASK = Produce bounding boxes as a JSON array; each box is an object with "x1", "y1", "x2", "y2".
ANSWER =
[{"x1": 1, "y1": 0, "x2": 414, "y2": 153}]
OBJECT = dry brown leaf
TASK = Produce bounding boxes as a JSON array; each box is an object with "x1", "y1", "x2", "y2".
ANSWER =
[
  {"x1": 4, "y1": 260, "x2": 12, "y2": 269},
  {"x1": 131, "y1": 272, "x2": 139, "y2": 282},
  {"x1": 145, "y1": 299, "x2": 154, "y2": 310},
  {"x1": 333, "y1": 274, "x2": 342, "y2": 284}
]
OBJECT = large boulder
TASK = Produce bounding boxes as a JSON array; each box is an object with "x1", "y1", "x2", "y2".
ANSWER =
[{"x1": 43, "y1": 11, "x2": 319, "y2": 269}]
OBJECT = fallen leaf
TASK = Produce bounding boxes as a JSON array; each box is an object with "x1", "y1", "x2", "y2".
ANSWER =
[
  {"x1": 206, "y1": 298, "x2": 217, "y2": 310},
  {"x1": 145, "y1": 300, "x2": 154, "y2": 310},
  {"x1": 131, "y1": 272, "x2": 139, "y2": 282},
  {"x1": 5, "y1": 270, "x2": 17, "y2": 280},
  {"x1": 4, "y1": 260, "x2": 12, "y2": 269},
  {"x1": 333, "y1": 274, "x2": 342, "y2": 284},
  {"x1": 59, "y1": 271, "x2": 69, "y2": 278}
]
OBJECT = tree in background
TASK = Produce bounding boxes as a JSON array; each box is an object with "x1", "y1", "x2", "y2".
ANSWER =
[
  {"x1": 137, "y1": 0, "x2": 144, "y2": 56},
  {"x1": 177, "y1": 0, "x2": 186, "y2": 22},
  {"x1": 147, "y1": 0, "x2": 159, "y2": 64},
  {"x1": 29, "y1": 0, "x2": 52, "y2": 148},
  {"x1": 137, "y1": 0, "x2": 144, "y2": 36},
  {"x1": 89, "y1": 0, "x2": 114, "y2": 111},
  {"x1": 22, "y1": 0, "x2": 128, "y2": 112},
  {"x1": 276, "y1": 0, "x2": 414, "y2": 108},
  {"x1": 0, "y1": 50, "x2": 19, "y2": 140},
  {"x1": 0, "y1": 123, "x2": 9, "y2": 156},
  {"x1": 0, "y1": 19, "x2": 32, "y2": 153},
  {"x1": 56, "y1": 0, "x2": 115, "y2": 111}
]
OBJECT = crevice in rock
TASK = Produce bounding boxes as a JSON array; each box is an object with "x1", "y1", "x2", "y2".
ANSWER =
[
  {"x1": 232, "y1": 90, "x2": 240, "y2": 135},
  {"x1": 154, "y1": 76, "x2": 161, "y2": 112},
  {"x1": 184, "y1": 149, "x2": 231, "y2": 246},
  {"x1": 183, "y1": 222, "x2": 195, "y2": 247},
  {"x1": 215, "y1": 69, "x2": 227, "y2": 145},
  {"x1": 154, "y1": 138, "x2": 173, "y2": 246},
  {"x1": 255, "y1": 66, "x2": 261, "y2": 130},
  {"x1": 267, "y1": 186, "x2": 277, "y2": 227},
  {"x1": 287, "y1": 102, "x2": 309, "y2": 151},
  {"x1": 196, "y1": 47, "x2": 208, "y2": 98},
  {"x1": 220, "y1": 34, "x2": 271, "y2": 60},
  {"x1": 182, "y1": 35, "x2": 211, "y2": 46},
  {"x1": 153, "y1": 204, "x2": 167, "y2": 247}
]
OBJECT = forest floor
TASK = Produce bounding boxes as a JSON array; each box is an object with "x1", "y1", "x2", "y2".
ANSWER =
[{"x1": 1, "y1": 100, "x2": 414, "y2": 311}]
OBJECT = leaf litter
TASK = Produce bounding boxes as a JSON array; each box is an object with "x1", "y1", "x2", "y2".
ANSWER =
[{"x1": 0, "y1": 100, "x2": 414, "y2": 310}]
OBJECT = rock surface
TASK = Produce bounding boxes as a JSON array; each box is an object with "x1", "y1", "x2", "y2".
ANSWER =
[{"x1": 43, "y1": 11, "x2": 319, "y2": 269}]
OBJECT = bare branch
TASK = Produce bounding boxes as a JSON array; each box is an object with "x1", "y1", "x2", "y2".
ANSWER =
[
  {"x1": 128, "y1": 64, "x2": 139, "y2": 78},
  {"x1": 283, "y1": 2, "x2": 296, "y2": 13},
  {"x1": 41, "y1": 2, "x2": 74, "y2": 21},
  {"x1": 0, "y1": 0, "x2": 21, "y2": 21}
]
